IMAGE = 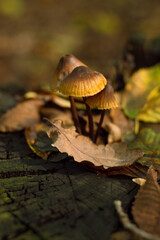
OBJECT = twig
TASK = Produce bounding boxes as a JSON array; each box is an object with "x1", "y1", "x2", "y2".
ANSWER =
[{"x1": 114, "y1": 200, "x2": 160, "y2": 240}]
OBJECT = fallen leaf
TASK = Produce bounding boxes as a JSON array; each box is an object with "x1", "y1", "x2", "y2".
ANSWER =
[
  {"x1": 25, "y1": 123, "x2": 53, "y2": 160},
  {"x1": 24, "y1": 90, "x2": 55, "y2": 102},
  {"x1": 132, "y1": 166, "x2": 160, "y2": 236},
  {"x1": 24, "y1": 90, "x2": 85, "y2": 109},
  {"x1": 128, "y1": 127, "x2": 160, "y2": 170},
  {"x1": 92, "y1": 113, "x2": 122, "y2": 144},
  {"x1": 53, "y1": 93, "x2": 85, "y2": 109},
  {"x1": 0, "y1": 99, "x2": 44, "y2": 132},
  {"x1": 132, "y1": 178, "x2": 146, "y2": 186},
  {"x1": 110, "y1": 108, "x2": 135, "y2": 143},
  {"x1": 83, "y1": 162, "x2": 149, "y2": 179},
  {"x1": 25, "y1": 123, "x2": 68, "y2": 161},
  {"x1": 137, "y1": 122, "x2": 160, "y2": 136},
  {"x1": 122, "y1": 64, "x2": 160, "y2": 119},
  {"x1": 115, "y1": 200, "x2": 160, "y2": 240},
  {"x1": 137, "y1": 156, "x2": 160, "y2": 171},
  {"x1": 48, "y1": 120, "x2": 143, "y2": 169},
  {"x1": 40, "y1": 107, "x2": 74, "y2": 128},
  {"x1": 105, "y1": 121, "x2": 122, "y2": 144},
  {"x1": 135, "y1": 86, "x2": 160, "y2": 133},
  {"x1": 128, "y1": 128, "x2": 160, "y2": 155}
]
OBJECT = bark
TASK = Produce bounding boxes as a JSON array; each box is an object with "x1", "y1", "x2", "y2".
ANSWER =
[{"x1": 0, "y1": 131, "x2": 138, "y2": 240}]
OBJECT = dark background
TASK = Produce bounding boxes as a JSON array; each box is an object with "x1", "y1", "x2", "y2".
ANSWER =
[{"x1": 0, "y1": 0, "x2": 160, "y2": 89}]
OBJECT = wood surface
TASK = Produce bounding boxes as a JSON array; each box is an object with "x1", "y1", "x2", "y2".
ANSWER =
[{"x1": 0, "y1": 131, "x2": 138, "y2": 240}]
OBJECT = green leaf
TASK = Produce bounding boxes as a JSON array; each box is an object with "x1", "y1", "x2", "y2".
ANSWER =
[
  {"x1": 128, "y1": 128, "x2": 160, "y2": 169},
  {"x1": 135, "y1": 87, "x2": 160, "y2": 132},
  {"x1": 122, "y1": 64, "x2": 160, "y2": 119},
  {"x1": 129, "y1": 128, "x2": 160, "y2": 154}
]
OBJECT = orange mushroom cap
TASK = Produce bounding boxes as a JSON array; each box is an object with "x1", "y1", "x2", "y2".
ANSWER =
[
  {"x1": 86, "y1": 83, "x2": 118, "y2": 110},
  {"x1": 57, "y1": 66, "x2": 107, "y2": 97},
  {"x1": 54, "y1": 54, "x2": 86, "y2": 88}
]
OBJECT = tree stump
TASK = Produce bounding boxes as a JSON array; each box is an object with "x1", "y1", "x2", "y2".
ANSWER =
[{"x1": 0, "y1": 131, "x2": 138, "y2": 240}]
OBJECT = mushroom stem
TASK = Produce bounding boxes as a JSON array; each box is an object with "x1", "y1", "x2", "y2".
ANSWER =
[
  {"x1": 83, "y1": 97, "x2": 94, "y2": 141},
  {"x1": 94, "y1": 109, "x2": 105, "y2": 143},
  {"x1": 69, "y1": 96, "x2": 81, "y2": 134}
]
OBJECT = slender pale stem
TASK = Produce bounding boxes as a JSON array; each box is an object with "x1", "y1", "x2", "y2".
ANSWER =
[
  {"x1": 69, "y1": 96, "x2": 81, "y2": 134},
  {"x1": 94, "y1": 109, "x2": 105, "y2": 143},
  {"x1": 83, "y1": 97, "x2": 94, "y2": 141}
]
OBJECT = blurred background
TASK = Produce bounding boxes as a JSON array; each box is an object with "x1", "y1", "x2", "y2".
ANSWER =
[{"x1": 0, "y1": 0, "x2": 160, "y2": 90}]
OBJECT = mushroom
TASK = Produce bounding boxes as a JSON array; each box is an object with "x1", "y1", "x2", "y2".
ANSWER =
[
  {"x1": 86, "y1": 82, "x2": 118, "y2": 143},
  {"x1": 57, "y1": 65, "x2": 107, "y2": 140},
  {"x1": 54, "y1": 54, "x2": 86, "y2": 88},
  {"x1": 53, "y1": 54, "x2": 86, "y2": 134}
]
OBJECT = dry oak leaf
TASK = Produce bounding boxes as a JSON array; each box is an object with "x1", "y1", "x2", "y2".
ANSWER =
[
  {"x1": 48, "y1": 120, "x2": 143, "y2": 169},
  {"x1": 132, "y1": 166, "x2": 160, "y2": 236},
  {"x1": 82, "y1": 162, "x2": 149, "y2": 179},
  {"x1": 0, "y1": 99, "x2": 44, "y2": 132},
  {"x1": 106, "y1": 162, "x2": 149, "y2": 179}
]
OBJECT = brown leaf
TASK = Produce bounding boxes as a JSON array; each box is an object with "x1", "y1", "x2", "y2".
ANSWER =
[
  {"x1": 48, "y1": 120, "x2": 143, "y2": 169},
  {"x1": 110, "y1": 108, "x2": 135, "y2": 143},
  {"x1": 93, "y1": 113, "x2": 122, "y2": 144},
  {"x1": 0, "y1": 99, "x2": 44, "y2": 132},
  {"x1": 107, "y1": 163, "x2": 149, "y2": 178},
  {"x1": 105, "y1": 121, "x2": 122, "y2": 144},
  {"x1": 132, "y1": 166, "x2": 160, "y2": 236},
  {"x1": 40, "y1": 107, "x2": 74, "y2": 128},
  {"x1": 81, "y1": 162, "x2": 148, "y2": 179}
]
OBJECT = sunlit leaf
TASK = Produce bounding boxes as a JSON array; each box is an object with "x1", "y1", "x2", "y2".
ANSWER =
[
  {"x1": 48, "y1": 119, "x2": 143, "y2": 169},
  {"x1": 122, "y1": 64, "x2": 160, "y2": 119},
  {"x1": 135, "y1": 86, "x2": 160, "y2": 133},
  {"x1": 132, "y1": 178, "x2": 146, "y2": 186},
  {"x1": 0, "y1": 0, "x2": 25, "y2": 17}
]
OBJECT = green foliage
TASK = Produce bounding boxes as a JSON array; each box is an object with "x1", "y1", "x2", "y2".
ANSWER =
[
  {"x1": 0, "y1": 0, "x2": 25, "y2": 17},
  {"x1": 122, "y1": 64, "x2": 160, "y2": 119},
  {"x1": 135, "y1": 87, "x2": 160, "y2": 132},
  {"x1": 74, "y1": 12, "x2": 121, "y2": 35},
  {"x1": 129, "y1": 128, "x2": 160, "y2": 154}
]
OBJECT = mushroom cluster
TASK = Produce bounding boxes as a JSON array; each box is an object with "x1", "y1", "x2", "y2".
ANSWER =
[{"x1": 53, "y1": 54, "x2": 118, "y2": 143}]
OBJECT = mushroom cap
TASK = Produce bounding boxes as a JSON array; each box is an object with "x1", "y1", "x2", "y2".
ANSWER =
[
  {"x1": 86, "y1": 83, "x2": 118, "y2": 110},
  {"x1": 54, "y1": 54, "x2": 86, "y2": 88},
  {"x1": 57, "y1": 66, "x2": 107, "y2": 97}
]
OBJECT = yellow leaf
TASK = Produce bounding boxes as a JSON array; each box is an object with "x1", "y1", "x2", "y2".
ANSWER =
[
  {"x1": 122, "y1": 64, "x2": 160, "y2": 119},
  {"x1": 135, "y1": 86, "x2": 160, "y2": 132}
]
